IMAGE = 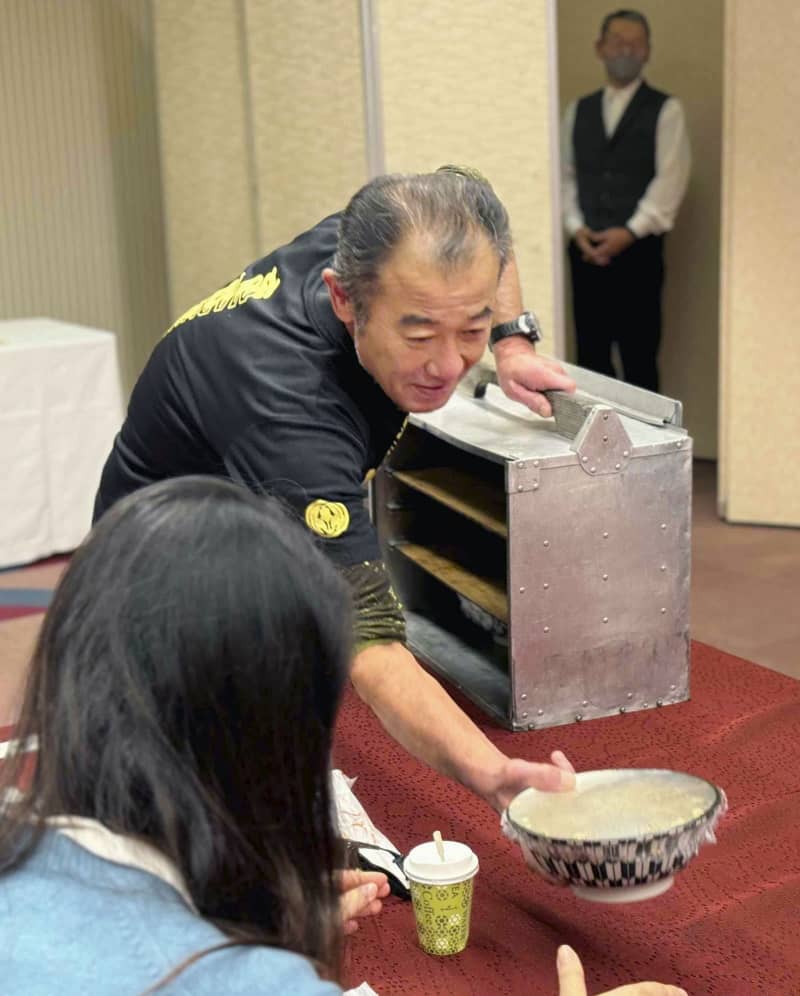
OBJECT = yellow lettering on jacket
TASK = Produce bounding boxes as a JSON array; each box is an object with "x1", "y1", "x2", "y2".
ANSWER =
[{"x1": 164, "y1": 266, "x2": 281, "y2": 335}]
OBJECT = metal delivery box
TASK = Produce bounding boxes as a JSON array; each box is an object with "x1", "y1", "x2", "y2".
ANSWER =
[{"x1": 372, "y1": 361, "x2": 691, "y2": 731}]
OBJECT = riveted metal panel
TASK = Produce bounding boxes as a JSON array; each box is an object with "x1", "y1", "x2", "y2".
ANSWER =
[
  {"x1": 507, "y1": 448, "x2": 691, "y2": 729},
  {"x1": 374, "y1": 363, "x2": 692, "y2": 731}
]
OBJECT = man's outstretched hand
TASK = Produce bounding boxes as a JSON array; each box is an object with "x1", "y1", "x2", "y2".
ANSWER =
[{"x1": 481, "y1": 750, "x2": 576, "y2": 813}]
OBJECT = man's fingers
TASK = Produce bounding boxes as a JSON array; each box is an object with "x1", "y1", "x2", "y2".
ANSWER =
[
  {"x1": 557, "y1": 945, "x2": 587, "y2": 996},
  {"x1": 551, "y1": 749, "x2": 576, "y2": 774},
  {"x1": 506, "y1": 757, "x2": 576, "y2": 793},
  {"x1": 543, "y1": 369, "x2": 578, "y2": 393},
  {"x1": 503, "y1": 374, "x2": 576, "y2": 417},
  {"x1": 505, "y1": 381, "x2": 553, "y2": 417}
]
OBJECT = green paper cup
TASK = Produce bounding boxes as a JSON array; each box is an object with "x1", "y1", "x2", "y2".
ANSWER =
[{"x1": 404, "y1": 840, "x2": 479, "y2": 956}]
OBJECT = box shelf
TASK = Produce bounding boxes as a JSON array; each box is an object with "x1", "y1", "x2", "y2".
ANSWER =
[
  {"x1": 392, "y1": 467, "x2": 507, "y2": 538},
  {"x1": 393, "y1": 540, "x2": 508, "y2": 623}
]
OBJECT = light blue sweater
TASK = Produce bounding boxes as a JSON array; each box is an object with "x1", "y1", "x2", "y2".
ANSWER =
[{"x1": 0, "y1": 830, "x2": 342, "y2": 995}]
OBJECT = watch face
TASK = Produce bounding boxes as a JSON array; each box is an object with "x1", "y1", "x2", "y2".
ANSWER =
[{"x1": 521, "y1": 312, "x2": 542, "y2": 339}]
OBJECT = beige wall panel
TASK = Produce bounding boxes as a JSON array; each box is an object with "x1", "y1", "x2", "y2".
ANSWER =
[
  {"x1": 0, "y1": 0, "x2": 169, "y2": 390},
  {"x1": 243, "y1": 0, "x2": 367, "y2": 250},
  {"x1": 377, "y1": 1, "x2": 558, "y2": 353},
  {"x1": 719, "y1": 1, "x2": 800, "y2": 526},
  {"x1": 153, "y1": 0, "x2": 256, "y2": 316},
  {"x1": 558, "y1": 1, "x2": 723, "y2": 458}
]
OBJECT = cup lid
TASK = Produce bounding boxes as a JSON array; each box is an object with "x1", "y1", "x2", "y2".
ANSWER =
[{"x1": 404, "y1": 840, "x2": 479, "y2": 884}]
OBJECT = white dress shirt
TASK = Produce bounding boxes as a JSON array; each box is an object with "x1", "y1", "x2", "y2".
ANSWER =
[{"x1": 561, "y1": 78, "x2": 691, "y2": 238}]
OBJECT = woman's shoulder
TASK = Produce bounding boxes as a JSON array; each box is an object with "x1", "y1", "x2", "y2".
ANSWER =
[
  {"x1": 0, "y1": 831, "x2": 341, "y2": 995},
  {"x1": 169, "y1": 944, "x2": 342, "y2": 995}
]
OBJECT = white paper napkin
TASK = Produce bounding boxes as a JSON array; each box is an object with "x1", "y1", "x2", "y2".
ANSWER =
[{"x1": 331, "y1": 769, "x2": 409, "y2": 890}]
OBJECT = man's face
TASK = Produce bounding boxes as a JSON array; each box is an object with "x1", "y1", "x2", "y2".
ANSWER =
[
  {"x1": 596, "y1": 18, "x2": 650, "y2": 85},
  {"x1": 325, "y1": 232, "x2": 500, "y2": 413}
]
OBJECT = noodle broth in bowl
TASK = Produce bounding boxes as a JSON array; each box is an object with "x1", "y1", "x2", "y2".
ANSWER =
[{"x1": 505, "y1": 769, "x2": 727, "y2": 903}]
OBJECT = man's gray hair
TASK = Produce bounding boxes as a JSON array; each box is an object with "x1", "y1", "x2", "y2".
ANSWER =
[{"x1": 331, "y1": 168, "x2": 512, "y2": 322}]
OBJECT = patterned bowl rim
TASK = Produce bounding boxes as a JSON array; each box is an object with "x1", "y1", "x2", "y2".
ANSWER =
[{"x1": 507, "y1": 770, "x2": 726, "y2": 848}]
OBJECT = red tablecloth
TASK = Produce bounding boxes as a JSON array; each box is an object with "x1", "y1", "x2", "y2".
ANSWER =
[{"x1": 333, "y1": 643, "x2": 800, "y2": 996}]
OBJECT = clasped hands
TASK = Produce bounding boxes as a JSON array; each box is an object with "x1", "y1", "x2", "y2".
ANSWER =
[{"x1": 574, "y1": 225, "x2": 635, "y2": 266}]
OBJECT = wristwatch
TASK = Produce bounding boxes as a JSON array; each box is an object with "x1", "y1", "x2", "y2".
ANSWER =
[{"x1": 489, "y1": 311, "x2": 543, "y2": 351}]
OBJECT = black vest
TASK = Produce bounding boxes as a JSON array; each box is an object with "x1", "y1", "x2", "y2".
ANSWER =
[{"x1": 573, "y1": 81, "x2": 669, "y2": 230}]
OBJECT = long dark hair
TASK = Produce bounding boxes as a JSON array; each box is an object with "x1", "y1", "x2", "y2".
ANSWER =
[{"x1": 0, "y1": 477, "x2": 351, "y2": 979}]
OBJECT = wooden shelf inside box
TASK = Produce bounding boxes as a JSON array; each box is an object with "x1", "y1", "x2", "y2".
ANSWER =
[
  {"x1": 392, "y1": 467, "x2": 507, "y2": 538},
  {"x1": 394, "y1": 541, "x2": 508, "y2": 623}
]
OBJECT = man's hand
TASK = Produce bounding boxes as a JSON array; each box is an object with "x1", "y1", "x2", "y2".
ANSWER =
[
  {"x1": 339, "y1": 868, "x2": 391, "y2": 935},
  {"x1": 480, "y1": 750, "x2": 576, "y2": 813},
  {"x1": 556, "y1": 944, "x2": 689, "y2": 996},
  {"x1": 573, "y1": 226, "x2": 635, "y2": 266},
  {"x1": 492, "y1": 337, "x2": 576, "y2": 417},
  {"x1": 574, "y1": 226, "x2": 606, "y2": 265},
  {"x1": 589, "y1": 226, "x2": 636, "y2": 264}
]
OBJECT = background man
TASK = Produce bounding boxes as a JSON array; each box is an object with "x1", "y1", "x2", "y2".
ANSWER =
[
  {"x1": 561, "y1": 9, "x2": 691, "y2": 392},
  {"x1": 94, "y1": 168, "x2": 577, "y2": 817}
]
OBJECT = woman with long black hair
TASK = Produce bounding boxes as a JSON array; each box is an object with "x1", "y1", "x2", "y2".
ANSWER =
[
  {"x1": 0, "y1": 477, "x2": 385, "y2": 993},
  {"x1": 0, "y1": 476, "x2": 684, "y2": 996}
]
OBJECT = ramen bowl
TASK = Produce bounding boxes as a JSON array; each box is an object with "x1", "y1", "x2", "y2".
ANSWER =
[{"x1": 504, "y1": 769, "x2": 727, "y2": 903}]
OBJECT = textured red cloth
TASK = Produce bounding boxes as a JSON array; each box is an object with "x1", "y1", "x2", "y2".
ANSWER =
[{"x1": 334, "y1": 643, "x2": 800, "y2": 996}]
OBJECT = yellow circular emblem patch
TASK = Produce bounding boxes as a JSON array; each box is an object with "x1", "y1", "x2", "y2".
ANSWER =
[{"x1": 304, "y1": 499, "x2": 350, "y2": 538}]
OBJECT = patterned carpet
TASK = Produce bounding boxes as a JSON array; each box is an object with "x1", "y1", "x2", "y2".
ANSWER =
[
  {"x1": 0, "y1": 556, "x2": 67, "y2": 737},
  {"x1": 335, "y1": 645, "x2": 800, "y2": 995}
]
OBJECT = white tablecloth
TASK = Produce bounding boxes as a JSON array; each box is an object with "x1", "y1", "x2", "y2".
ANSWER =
[{"x1": 0, "y1": 319, "x2": 124, "y2": 568}]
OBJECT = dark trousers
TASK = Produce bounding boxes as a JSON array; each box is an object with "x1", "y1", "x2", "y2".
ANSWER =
[{"x1": 568, "y1": 235, "x2": 664, "y2": 393}]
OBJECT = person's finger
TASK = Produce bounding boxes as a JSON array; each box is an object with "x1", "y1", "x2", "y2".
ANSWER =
[
  {"x1": 505, "y1": 757, "x2": 576, "y2": 794},
  {"x1": 504, "y1": 380, "x2": 553, "y2": 417},
  {"x1": 533, "y1": 366, "x2": 576, "y2": 394},
  {"x1": 583, "y1": 245, "x2": 604, "y2": 264},
  {"x1": 503, "y1": 374, "x2": 576, "y2": 417},
  {"x1": 339, "y1": 869, "x2": 363, "y2": 890},
  {"x1": 340, "y1": 881, "x2": 379, "y2": 923},
  {"x1": 339, "y1": 868, "x2": 389, "y2": 894},
  {"x1": 601, "y1": 985, "x2": 689, "y2": 996},
  {"x1": 550, "y1": 750, "x2": 576, "y2": 774},
  {"x1": 557, "y1": 945, "x2": 587, "y2": 996}
]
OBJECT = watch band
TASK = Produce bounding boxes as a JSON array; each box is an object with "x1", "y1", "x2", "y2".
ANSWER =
[{"x1": 489, "y1": 311, "x2": 542, "y2": 350}]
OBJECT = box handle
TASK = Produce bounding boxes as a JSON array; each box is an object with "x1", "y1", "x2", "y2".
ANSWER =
[{"x1": 473, "y1": 374, "x2": 670, "y2": 432}]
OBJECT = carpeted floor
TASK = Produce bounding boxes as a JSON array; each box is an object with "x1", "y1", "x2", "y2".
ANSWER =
[{"x1": 0, "y1": 556, "x2": 67, "y2": 730}]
